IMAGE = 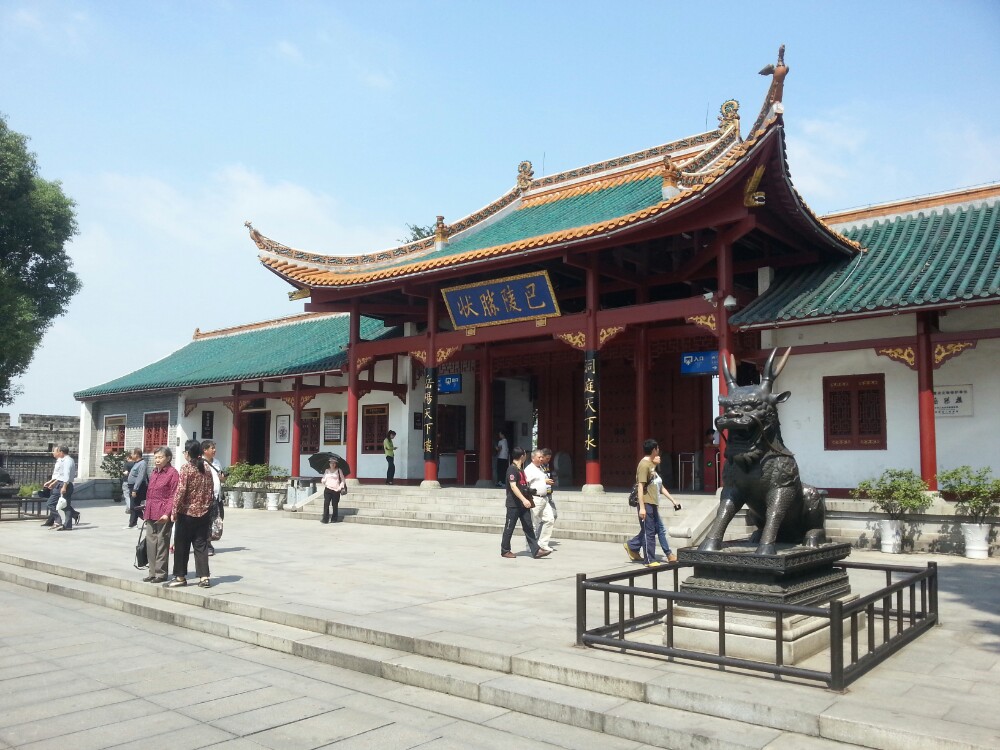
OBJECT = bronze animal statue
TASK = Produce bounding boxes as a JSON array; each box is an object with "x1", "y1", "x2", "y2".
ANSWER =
[{"x1": 698, "y1": 348, "x2": 826, "y2": 555}]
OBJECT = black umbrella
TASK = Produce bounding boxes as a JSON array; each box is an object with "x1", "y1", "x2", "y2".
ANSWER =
[{"x1": 308, "y1": 452, "x2": 351, "y2": 476}]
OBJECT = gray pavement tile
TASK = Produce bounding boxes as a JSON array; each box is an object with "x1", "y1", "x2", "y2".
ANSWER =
[
  {"x1": 196, "y1": 739, "x2": 270, "y2": 750},
  {"x1": 180, "y1": 687, "x2": 296, "y2": 723},
  {"x1": 484, "y1": 711, "x2": 644, "y2": 750},
  {"x1": 209, "y1": 696, "x2": 331, "y2": 737},
  {"x1": 432, "y1": 720, "x2": 570, "y2": 750},
  {"x1": 0, "y1": 660, "x2": 61, "y2": 682},
  {"x1": 13, "y1": 706, "x2": 199, "y2": 750},
  {"x1": 313, "y1": 722, "x2": 441, "y2": 749},
  {"x1": 379, "y1": 684, "x2": 510, "y2": 724},
  {"x1": 0, "y1": 686, "x2": 134, "y2": 729},
  {"x1": 144, "y1": 675, "x2": 274, "y2": 710},
  {"x1": 0, "y1": 697, "x2": 163, "y2": 747},
  {"x1": 99, "y1": 723, "x2": 236, "y2": 750},
  {"x1": 250, "y1": 669, "x2": 359, "y2": 704},
  {"x1": 330, "y1": 693, "x2": 461, "y2": 733},
  {"x1": 249, "y1": 707, "x2": 390, "y2": 749}
]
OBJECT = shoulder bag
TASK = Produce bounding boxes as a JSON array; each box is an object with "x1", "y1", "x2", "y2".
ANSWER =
[{"x1": 134, "y1": 526, "x2": 148, "y2": 569}]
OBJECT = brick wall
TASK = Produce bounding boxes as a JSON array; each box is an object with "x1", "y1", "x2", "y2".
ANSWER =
[
  {"x1": 0, "y1": 412, "x2": 79, "y2": 454},
  {"x1": 89, "y1": 396, "x2": 179, "y2": 478}
]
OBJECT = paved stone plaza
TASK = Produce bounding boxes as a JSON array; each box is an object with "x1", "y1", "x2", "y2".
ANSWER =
[{"x1": 0, "y1": 500, "x2": 998, "y2": 749}]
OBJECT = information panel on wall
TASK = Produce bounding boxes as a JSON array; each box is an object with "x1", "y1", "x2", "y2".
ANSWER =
[
  {"x1": 438, "y1": 374, "x2": 462, "y2": 394},
  {"x1": 934, "y1": 384, "x2": 973, "y2": 417},
  {"x1": 323, "y1": 412, "x2": 344, "y2": 444},
  {"x1": 441, "y1": 271, "x2": 560, "y2": 330}
]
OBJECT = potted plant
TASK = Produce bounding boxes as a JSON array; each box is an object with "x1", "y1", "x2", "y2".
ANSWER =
[
  {"x1": 246, "y1": 463, "x2": 271, "y2": 509},
  {"x1": 938, "y1": 466, "x2": 999, "y2": 559},
  {"x1": 224, "y1": 462, "x2": 250, "y2": 507},
  {"x1": 852, "y1": 469, "x2": 932, "y2": 553},
  {"x1": 264, "y1": 466, "x2": 289, "y2": 511},
  {"x1": 101, "y1": 451, "x2": 127, "y2": 502}
]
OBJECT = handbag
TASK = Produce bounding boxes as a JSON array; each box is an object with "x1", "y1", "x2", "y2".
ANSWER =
[
  {"x1": 210, "y1": 515, "x2": 224, "y2": 542},
  {"x1": 628, "y1": 483, "x2": 640, "y2": 507},
  {"x1": 134, "y1": 526, "x2": 148, "y2": 569},
  {"x1": 56, "y1": 496, "x2": 68, "y2": 511}
]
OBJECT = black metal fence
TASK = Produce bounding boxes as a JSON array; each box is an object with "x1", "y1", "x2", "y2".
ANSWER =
[
  {"x1": 0, "y1": 454, "x2": 61, "y2": 487},
  {"x1": 575, "y1": 559, "x2": 938, "y2": 691}
]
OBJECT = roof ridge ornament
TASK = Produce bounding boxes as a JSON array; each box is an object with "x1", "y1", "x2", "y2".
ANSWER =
[
  {"x1": 661, "y1": 156, "x2": 685, "y2": 200},
  {"x1": 516, "y1": 160, "x2": 534, "y2": 192},
  {"x1": 759, "y1": 44, "x2": 789, "y2": 113},
  {"x1": 434, "y1": 215, "x2": 448, "y2": 251},
  {"x1": 718, "y1": 99, "x2": 741, "y2": 136}
]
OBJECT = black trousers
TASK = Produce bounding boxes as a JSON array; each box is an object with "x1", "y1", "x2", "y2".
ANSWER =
[
  {"x1": 501, "y1": 504, "x2": 539, "y2": 555},
  {"x1": 385, "y1": 456, "x2": 395, "y2": 483},
  {"x1": 322, "y1": 488, "x2": 341, "y2": 522},
  {"x1": 172, "y1": 512, "x2": 211, "y2": 579}
]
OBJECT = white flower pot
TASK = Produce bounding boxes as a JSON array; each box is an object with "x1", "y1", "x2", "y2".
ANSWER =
[
  {"x1": 961, "y1": 522, "x2": 991, "y2": 560},
  {"x1": 243, "y1": 491, "x2": 257, "y2": 509},
  {"x1": 266, "y1": 492, "x2": 281, "y2": 511},
  {"x1": 880, "y1": 519, "x2": 903, "y2": 554},
  {"x1": 228, "y1": 490, "x2": 241, "y2": 508}
]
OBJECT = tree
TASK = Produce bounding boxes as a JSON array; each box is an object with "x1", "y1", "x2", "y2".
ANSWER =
[
  {"x1": 397, "y1": 223, "x2": 435, "y2": 244},
  {"x1": 0, "y1": 114, "x2": 80, "y2": 405}
]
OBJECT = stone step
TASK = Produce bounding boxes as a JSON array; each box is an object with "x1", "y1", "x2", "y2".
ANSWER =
[{"x1": 0, "y1": 558, "x2": 855, "y2": 750}]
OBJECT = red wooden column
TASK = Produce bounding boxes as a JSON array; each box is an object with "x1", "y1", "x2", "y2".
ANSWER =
[
  {"x1": 583, "y1": 257, "x2": 602, "y2": 490},
  {"x1": 290, "y1": 377, "x2": 302, "y2": 477},
  {"x1": 345, "y1": 300, "x2": 360, "y2": 480},
  {"x1": 634, "y1": 325, "x2": 649, "y2": 455},
  {"x1": 916, "y1": 312, "x2": 938, "y2": 490},
  {"x1": 229, "y1": 384, "x2": 242, "y2": 466},
  {"x1": 477, "y1": 347, "x2": 493, "y2": 486},
  {"x1": 423, "y1": 295, "x2": 440, "y2": 484},
  {"x1": 716, "y1": 238, "x2": 735, "y2": 478}
]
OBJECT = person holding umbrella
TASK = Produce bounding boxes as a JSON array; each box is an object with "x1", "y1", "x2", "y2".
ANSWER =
[{"x1": 321, "y1": 456, "x2": 347, "y2": 523}]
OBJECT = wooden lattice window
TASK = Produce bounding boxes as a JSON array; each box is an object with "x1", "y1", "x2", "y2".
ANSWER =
[
  {"x1": 300, "y1": 409, "x2": 320, "y2": 454},
  {"x1": 143, "y1": 412, "x2": 169, "y2": 454},
  {"x1": 362, "y1": 404, "x2": 389, "y2": 454},
  {"x1": 103, "y1": 415, "x2": 126, "y2": 454},
  {"x1": 823, "y1": 374, "x2": 887, "y2": 450}
]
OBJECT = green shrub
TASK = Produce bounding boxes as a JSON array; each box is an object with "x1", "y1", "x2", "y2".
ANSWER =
[
  {"x1": 938, "y1": 466, "x2": 1000, "y2": 526},
  {"x1": 852, "y1": 469, "x2": 932, "y2": 520},
  {"x1": 18, "y1": 483, "x2": 42, "y2": 498}
]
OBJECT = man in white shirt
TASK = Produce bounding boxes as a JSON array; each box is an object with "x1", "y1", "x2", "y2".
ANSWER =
[
  {"x1": 42, "y1": 445, "x2": 79, "y2": 530},
  {"x1": 524, "y1": 448, "x2": 555, "y2": 552}
]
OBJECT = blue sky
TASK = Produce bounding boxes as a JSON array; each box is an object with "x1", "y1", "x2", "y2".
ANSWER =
[{"x1": 2, "y1": 0, "x2": 999, "y2": 421}]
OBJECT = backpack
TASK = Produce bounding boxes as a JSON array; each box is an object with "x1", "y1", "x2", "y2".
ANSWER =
[{"x1": 628, "y1": 483, "x2": 640, "y2": 507}]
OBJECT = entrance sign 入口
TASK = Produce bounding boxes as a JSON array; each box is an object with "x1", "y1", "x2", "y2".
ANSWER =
[
  {"x1": 680, "y1": 351, "x2": 719, "y2": 375},
  {"x1": 934, "y1": 384, "x2": 972, "y2": 417},
  {"x1": 438, "y1": 374, "x2": 462, "y2": 394},
  {"x1": 441, "y1": 271, "x2": 561, "y2": 330}
]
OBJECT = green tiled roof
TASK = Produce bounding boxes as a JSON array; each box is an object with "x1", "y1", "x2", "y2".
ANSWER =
[
  {"x1": 731, "y1": 202, "x2": 1000, "y2": 327},
  {"x1": 75, "y1": 315, "x2": 395, "y2": 399},
  {"x1": 442, "y1": 176, "x2": 664, "y2": 258}
]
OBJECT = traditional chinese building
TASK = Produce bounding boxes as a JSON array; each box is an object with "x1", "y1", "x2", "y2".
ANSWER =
[{"x1": 75, "y1": 50, "x2": 1000, "y2": 493}]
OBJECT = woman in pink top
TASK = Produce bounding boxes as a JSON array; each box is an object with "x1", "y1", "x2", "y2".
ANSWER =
[
  {"x1": 143, "y1": 446, "x2": 179, "y2": 583},
  {"x1": 165, "y1": 440, "x2": 215, "y2": 588},
  {"x1": 321, "y1": 458, "x2": 346, "y2": 524}
]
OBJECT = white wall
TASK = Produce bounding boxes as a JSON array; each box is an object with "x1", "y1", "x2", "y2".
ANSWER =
[{"x1": 765, "y1": 310, "x2": 998, "y2": 487}]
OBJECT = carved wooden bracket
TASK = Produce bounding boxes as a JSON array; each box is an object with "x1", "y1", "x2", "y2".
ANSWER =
[
  {"x1": 555, "y1": 331, "x2": 587, "y2": 351},
  {"x1": 934, "y1": 341, "x2": 975, "y2": 369},
  {"x1": 409, "y1": 350, "x2": 428, "y2": 365},
  {"x1": 686, "y1": 313, "x2": 717, "y2": 334},
  {"x1": 356, "y1": 356, "x2": 373, "y2": 371},
  {"x1": 436, "y1": 346, "x2": 460, "y2": 365},
  {"x1": 184, "y1": 401, "x2": 198, "y2": 418},
  {"x1": 599, "y1": 326, "x2": 625, "y2": 348},
  {"x1": 280, "y1": 394, "x2": 317, "y2": 412},
  {"x1": 876, "y1": 346, "x2": 916, "y2": 370}
]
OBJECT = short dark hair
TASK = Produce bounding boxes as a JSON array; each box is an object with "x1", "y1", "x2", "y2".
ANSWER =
[
  {"x1": 511, "y1": 446, "x2": 526, "y2": 461},
  {"x1": 200, "y1": 439, "x2": 216, "y2": 451},
  {"x1": 643, "y1": 438, "x2": 659, "y2": 456}
]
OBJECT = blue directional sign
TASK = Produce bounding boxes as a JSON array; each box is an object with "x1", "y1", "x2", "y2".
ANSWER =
[
  {"x1": 680, "y1": 351, "x2": 719, "y2": 375},
  {"x1": 442, "y1": 271, "x2": 561, "y2": 330},
  {"x1": 438, "y1": 374, "x2": 462, "y2": 394}
]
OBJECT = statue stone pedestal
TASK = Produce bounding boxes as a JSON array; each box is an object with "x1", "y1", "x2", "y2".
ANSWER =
[{"x1": 665, "y1": 543, "x2": 865, "y2": 664}]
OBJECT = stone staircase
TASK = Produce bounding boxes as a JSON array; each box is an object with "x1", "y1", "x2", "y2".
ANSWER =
[{"x1": 284, "y1": 484, "x2": 749, "y2": 550}]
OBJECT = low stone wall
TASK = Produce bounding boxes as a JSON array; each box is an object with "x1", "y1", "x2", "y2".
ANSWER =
[{"x1": 825, "y1": 497, "x2": 999, "y2": 556}]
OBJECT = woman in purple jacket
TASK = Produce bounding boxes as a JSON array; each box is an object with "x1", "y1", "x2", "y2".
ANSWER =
[{"x1": 143, "y1": 447, "x2": 178, "y2": 583}]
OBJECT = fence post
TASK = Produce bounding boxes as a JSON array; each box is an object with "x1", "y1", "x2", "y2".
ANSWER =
[
  {"x1": 575, "y1": 573, "x2": 586, "y2": 646},
  {"x1": 830, "y1": 599, "x2": 844, "y2": 691},
  {"x1": 928, "y1": 561, "x2": 939, "y2": 625}
]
